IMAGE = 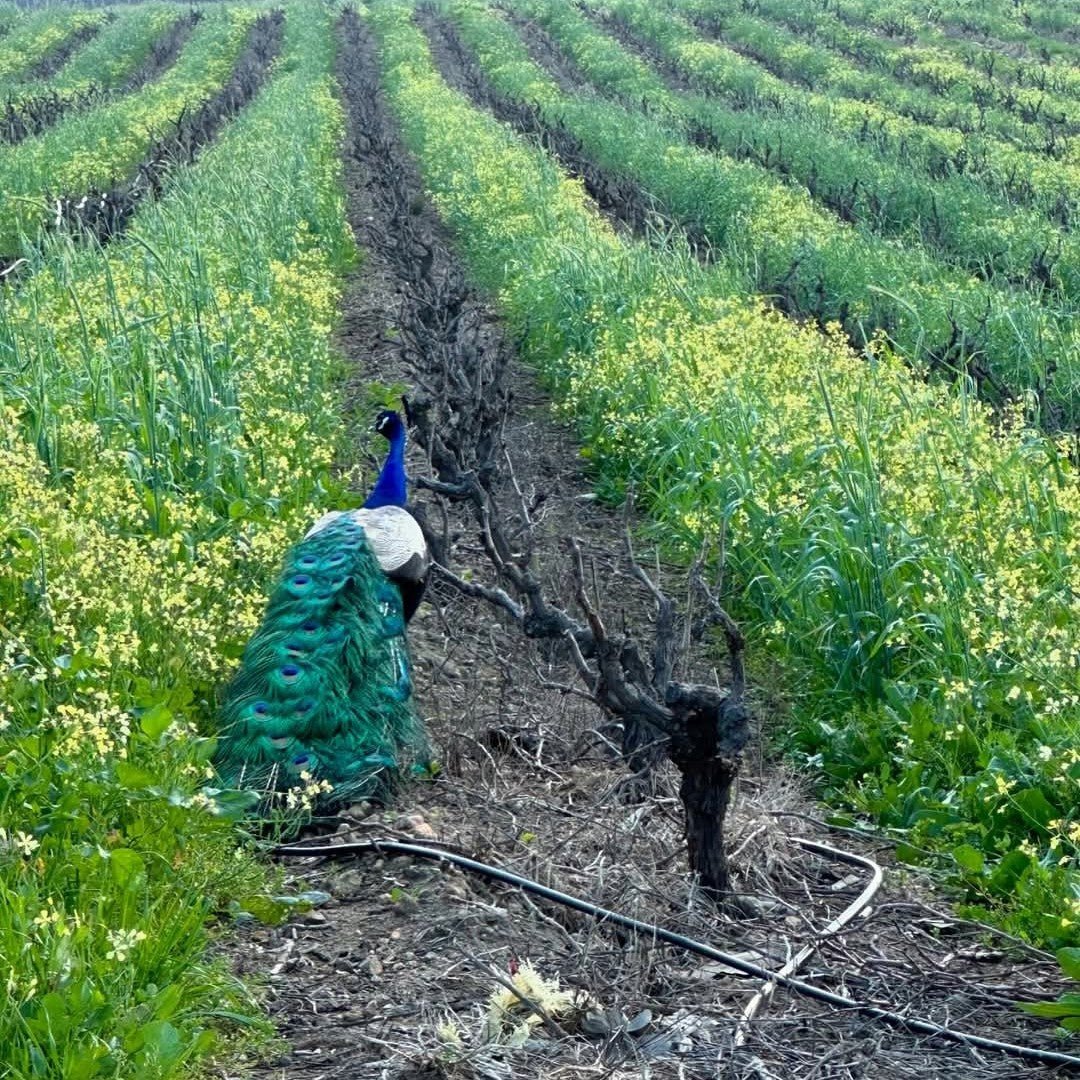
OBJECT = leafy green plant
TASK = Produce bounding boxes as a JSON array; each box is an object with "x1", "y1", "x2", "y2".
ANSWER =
[
  {"x1": 1020, "y1": 949, "x2": 1080, "y2": 1031},
  {"x1": 370, "y1": 0, "x2": 1080, "y2": 946},
  {"x1": 0, "y1": 5, "x2": 359, "y2": 1074}
]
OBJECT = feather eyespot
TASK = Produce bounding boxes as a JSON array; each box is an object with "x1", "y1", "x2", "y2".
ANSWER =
[
  {"x1": 251, "y1": 701, "x2": 270, "y2": 717},
  {"x1": 281, "y1": 664, "x2": 301, "y2": 683}
]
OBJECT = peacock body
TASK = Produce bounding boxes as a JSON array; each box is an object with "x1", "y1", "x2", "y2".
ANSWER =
[{"x1": 215, "y1": 411, "x2": 431, "y2": 807}]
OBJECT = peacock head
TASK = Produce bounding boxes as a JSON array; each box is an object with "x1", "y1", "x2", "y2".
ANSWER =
[{"x1": 374, "y1": 410, "x2": 405, "y2": 443}]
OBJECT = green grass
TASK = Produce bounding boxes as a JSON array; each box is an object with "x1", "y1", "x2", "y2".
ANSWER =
[
  {"x1": 447, "y1": 0, "x2": 1080, "y2": 425},
  {"x1": 0, "y1": 5, "x2": 360, "y2": 1074},
  {"x1": 593, "y1": 0, "x2": 1077, "y2": 295},
  {"x1": 669, "y1": 0, "x2": 1063, "y2": 152},
  {"x1": 742, "y1": 0, "x2": 1080, "y2": 128},
  {"x1": 0, "y1": 6, "x2": 257, "y2": 256},
  {"x1": 10, "y1": 5, "x2": 186, "y2": 103},
  {"x1": 372, "y1": 0, "x2": 1080, "y2": 946},
  {"x1": 0, "y1": 8, "x2": 106, "y2": 95}
]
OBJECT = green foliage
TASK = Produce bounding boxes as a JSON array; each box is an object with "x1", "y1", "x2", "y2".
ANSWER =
[
  {"x1": 0, "y1": 5, "x2": 355, "y2": 1074},
  {"x1": 369, "y1": 0, "x2": 1080, "y2": 948},
  {"x1": 450, "y1": 0, "x2": 1080, "y2": 424},
  {"x1": 0, "y1": 8, "x2": 106, "y2": 94},
  {"x1": 1020, "y1": 950, "x2": 1080, "y2": 1032},
  {"x1": 599, "y1": 0, "x2": 1080, "y2": 299},
  {"x1": 0, "y1": 7, "x2": 257, "y2": 254},
  {"x1": 17, "y1": 5, "x2": 187, "y2": 101}
]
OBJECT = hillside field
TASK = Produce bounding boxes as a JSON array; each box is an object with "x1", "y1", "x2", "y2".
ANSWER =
[{"x1": 2, "y1": 0, "x2": 1080, "y2": 1075}]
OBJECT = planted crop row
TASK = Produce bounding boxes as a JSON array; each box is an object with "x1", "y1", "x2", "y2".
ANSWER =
[
  {"x1": 21, "y1": 5, "x2": 185, "y2": 100},
  {"x1": 560, "y1": 0, "x2": 1076, "y2": 303},
  {"x1": 449, "y1": 0, "x2": 1079, "y2": 425},
  {"x1": 825, "y1": 1, "x2": 1080, "y2": 98},
  {"x1": 673, "y1": 0, "x2": 1067, "y2": 156},
  {"x1": 373, "y1": 0, "x2": 1080, "y2": 945},
  {"x1": 0, "y1": 7, "x2": 262, "y2": 257},
  {"x1": 739, "y1": 0, "x2": 1080, "y2": 136},
  {"x1": 0, "y1": 8, "x2": 106, "y2": 94},
  {"x1": 863, "y1": 2, "x2": 1080, "y2": 94},
  {"x1": 595, "y1": 0, "x2": 1080, "y2": 231},
  {"x1": 2, "y1": 7, "x2": 190, "y2": 146},
  {"x1": 0, "y1": 5, "x2": 357, "y2": 1074},
  {"x1": 673, "y1": 0, "x2": 1080, "y2": 205},
  {"x1": 841, "y1": 0, "x2": 1080, "y2": 60}
]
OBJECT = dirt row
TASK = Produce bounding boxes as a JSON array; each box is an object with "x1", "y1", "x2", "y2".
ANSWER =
[
  {"x1": 1, "y1": 12, "x2": 200, "y2": 147},
  {"x1": 221, "y1": 10, "x2": 1076, "y2": 1080}
]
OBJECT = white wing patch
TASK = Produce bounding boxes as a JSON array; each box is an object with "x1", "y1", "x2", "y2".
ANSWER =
[{"x1": 306, "y1": 506, "x2": 428, "y2": 577}]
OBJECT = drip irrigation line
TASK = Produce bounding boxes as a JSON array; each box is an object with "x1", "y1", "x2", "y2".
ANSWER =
[
  {"x1": 272, "y1": 838, "x2": 1080, "y2": 1070},
  {"x1": 734, "y1": 836, "x2": 884, "y2": 1047}
]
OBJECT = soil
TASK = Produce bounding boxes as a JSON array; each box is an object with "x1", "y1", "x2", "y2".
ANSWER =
[{"x1": 218, "y1": 11, "x2": 1080, "y2": 1080}]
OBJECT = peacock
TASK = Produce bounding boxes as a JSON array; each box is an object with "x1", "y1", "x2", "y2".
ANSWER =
[{"x1": 214, "y1": 410, "x2": 432, "y2": 808}]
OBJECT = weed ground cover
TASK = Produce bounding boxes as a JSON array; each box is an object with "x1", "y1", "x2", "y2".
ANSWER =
[
  {"x1": 840, "y1": 0, "x2": 1080, "y2": 61},
  {"x1": 0, "y1": 6, "x2": 257, "y2": 257},
  {"x1": 0, "y1": 8, "x2": 105, "y2": 95},
  {"x1": 12, "y1": 5, "x2": 184, "y2": 102},
  {"x1": 376, "y1": 0, "x2": 1080, "y2": 945},
  {"x1": 606, "y1": 0, "x2": 1080, "y2": 225},
  {"x1": 673, "y1": 0, "x2": 1060, "y2": 153},
  {"x1": 444, "y1": 0, "x2": 1080, "y2": 426},
  {"x1": 0, "y1": 6, "x2": 360, "y2": 1074},
  {"x1": 594, "y1": 0, "x2": 1077, "y2": 295},
  {"x1": 744, "y1": 0, "x2": 1080, "y2": 130}
]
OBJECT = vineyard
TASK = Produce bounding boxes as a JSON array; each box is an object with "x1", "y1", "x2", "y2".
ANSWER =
[{"x1": 1, "y1": 0, "x2": 1080, "y2": 1075}]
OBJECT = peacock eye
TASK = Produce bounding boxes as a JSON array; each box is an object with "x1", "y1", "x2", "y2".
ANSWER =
[
  {"x1": 295, "y1": 699, "x2": 314, "y2": 715},
  {"x1": 292, "y1": 575, "x2": 311, "y2": 587},
  {"x1": 300, "y1": 621, "x2": 319, "y2": 634},
  {"x1": 281, "y1": 664, "x2": 301, "y2": 682},
  {"x1": 252, "y1": 701, "x2": 270, "y2": 716}
]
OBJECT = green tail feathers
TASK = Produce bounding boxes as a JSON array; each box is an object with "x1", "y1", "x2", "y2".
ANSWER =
[{"x1": 215, "y1": 516, "x2": 430, "y2": 808}]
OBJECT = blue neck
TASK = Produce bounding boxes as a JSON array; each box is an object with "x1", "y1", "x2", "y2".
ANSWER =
[{"x1": 364, "y1": 430, "x2": 407, "y2": 508}]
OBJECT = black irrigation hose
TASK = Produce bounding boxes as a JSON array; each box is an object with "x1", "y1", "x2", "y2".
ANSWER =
[{"x1": 273, "y1": 838, "x2": 1080, "y2": 1071}]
